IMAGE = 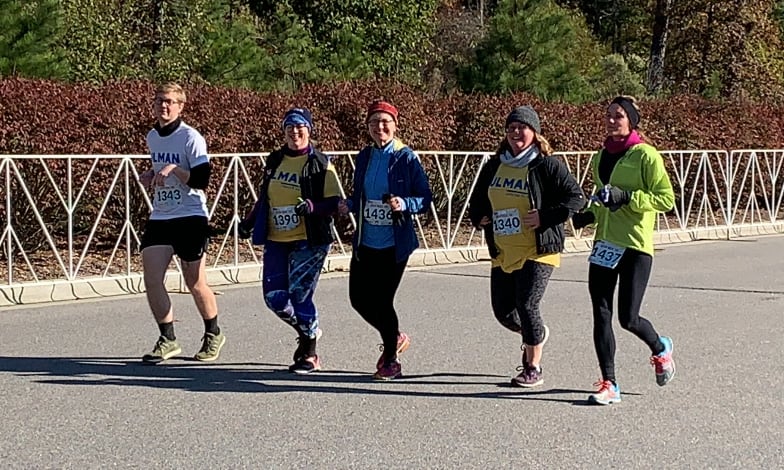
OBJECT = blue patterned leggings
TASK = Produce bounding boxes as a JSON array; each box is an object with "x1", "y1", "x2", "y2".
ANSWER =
[{"x1": 262, "y1": 240, "x2": 329, "y2": 339}]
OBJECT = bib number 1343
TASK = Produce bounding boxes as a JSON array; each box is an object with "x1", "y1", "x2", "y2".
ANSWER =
[
  {"x1": 588, "y1": 240, "x2": 626, "y2": 269},
  {"x1": 155, "y1": 187, "x2": 182, "y2": 210}
]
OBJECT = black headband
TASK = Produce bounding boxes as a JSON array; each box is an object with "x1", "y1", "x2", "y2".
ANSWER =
[{"x1": 611, "y1": 97, "x2": 640, "y2": 129}]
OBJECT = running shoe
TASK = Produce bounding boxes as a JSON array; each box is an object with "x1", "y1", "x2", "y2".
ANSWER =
[
  {"x1": 290, "y1": 355, "x2": 321, "y2": 374},
  {"x1": 511, "y1": 365, "x2": 544, "y2": 388},
  {"x1": 651, "y1": 336, "x2": 675, "y2": 386},
  {"x1": 142, "y1": 336, "x2": 182, "y2": 364},
  {"x1": 293, "y1": 328, "x2": 323, "y2": 362},
  {"x1": 588, "y1": 380, "x2": 621, "y2": 405},
  {"x1": 193, "y1": 332, "x2": 226, "y2": 362},
  {"x1": 373, "y1": 359, "x2": 402, "y2": 381},
  {"x1": 376, "y1": 332, "x2": 411, "y2": 369}
]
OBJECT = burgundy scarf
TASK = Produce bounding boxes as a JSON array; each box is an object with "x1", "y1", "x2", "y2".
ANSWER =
[{"x1": 603, "y1": 130, "x2": 643, "y2": 154}]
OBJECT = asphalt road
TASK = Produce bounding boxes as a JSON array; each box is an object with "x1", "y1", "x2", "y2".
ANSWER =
[{"x1": 1, "y1": 236, "x2": 783, "y2": 469}]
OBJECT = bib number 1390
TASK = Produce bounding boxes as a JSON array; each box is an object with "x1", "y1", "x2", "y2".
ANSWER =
[{"x1": 588, "y1": 240, "x2": 626, "y2": 269}]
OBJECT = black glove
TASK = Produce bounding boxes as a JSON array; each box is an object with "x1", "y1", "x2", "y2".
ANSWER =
[
  {"x1": 207, "y1": 224, "x2": 223, "y2": 238},
  {"x1": 572, "y1": 211, "x2": 595, "y2": 229},
  {"x1": 294, "y1": 198, "x2": 313, "y2": 216},
  {"x1": 597, "y1": 185, "x2": 631, "y2": 212},
  {"x1": 382, "y1": 193, "x2": 403, "y2": 225},
  {"x1": 237, "y1": 219, "x2": 253, "y2": 239}
]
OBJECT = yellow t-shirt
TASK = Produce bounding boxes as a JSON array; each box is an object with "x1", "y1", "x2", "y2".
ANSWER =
[
  {"x1": 267, "y1": 155, "x2": 341, "y2": 242},
  {"x1": 488, "y1": 163, "x2": 560, "y2": 272}
]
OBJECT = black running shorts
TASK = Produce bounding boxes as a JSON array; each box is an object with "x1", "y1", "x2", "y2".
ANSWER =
[{"x1": 140, "y1": 215, "x2": 210, "y2": 262}]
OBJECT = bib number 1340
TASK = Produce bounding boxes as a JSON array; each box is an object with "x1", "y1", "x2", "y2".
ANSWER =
[{"x1": 588, "y1": 240, "x2": 626, "y2": 269}]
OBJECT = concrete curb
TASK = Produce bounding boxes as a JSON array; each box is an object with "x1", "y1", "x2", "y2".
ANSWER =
[{"x1": 2, "y1": 224, "x2": 782, "y2": 306}]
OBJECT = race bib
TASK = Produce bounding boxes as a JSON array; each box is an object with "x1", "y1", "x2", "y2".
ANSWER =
[
  {"x1": 154, "y1": 186, "x2": 182, "y2": 211},
  {"x1": 364, "y1": 199, "x2": 393, "y2": 226},
  {"x1": 588, "y1": 240, "x2": 626, "y2": 269},
  {"x1": 271, "y1": 205, "x2": 301, "y2": 232},
  {"x1": 492, "y1": 208, "x2": 522, "y2": 236}
]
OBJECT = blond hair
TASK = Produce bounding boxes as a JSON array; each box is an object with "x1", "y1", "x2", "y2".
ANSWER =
[
  {"x1": 155, "y1": 82, "x2": 186, "y2": 103},
  {"x1": 535, "y1": 133, "x2": 554, "y2": 156}
]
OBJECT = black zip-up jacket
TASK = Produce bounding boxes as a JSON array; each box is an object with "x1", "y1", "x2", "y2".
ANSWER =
[
  {"x1": 468, "y1": 154, "x2": 585, "y2": 258},
  {"x1": 244, "y1": 146, "x2": 338, "y2": 246}
]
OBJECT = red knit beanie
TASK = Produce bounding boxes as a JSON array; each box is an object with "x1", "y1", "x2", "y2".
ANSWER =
[{"x1": 365, "y1": 100, "x2": 398, "y2": 123}]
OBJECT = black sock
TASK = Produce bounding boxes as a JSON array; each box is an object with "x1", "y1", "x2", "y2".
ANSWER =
[
  {"x1": 306, "y1": 336, "x2": 317, "y2": 357},
  {"x1": 158, "y1": 322, "x2": 175, "y2": 341},
  {"x1": 204, "y1": 317, "x2": 220, "y2": 336},
  {"x1": 382, "y1": 334, "x2": 398, "y2": 363},
  {"x1": 653, "y1": 338, "x2": 665, "y2": 355}
]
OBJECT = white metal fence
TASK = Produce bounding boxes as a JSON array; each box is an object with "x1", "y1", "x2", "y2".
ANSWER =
[{"x1": 1, "y1": 150, "x2": 783, "y2": 305}]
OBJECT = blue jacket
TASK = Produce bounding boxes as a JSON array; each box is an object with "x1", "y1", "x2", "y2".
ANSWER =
[{"x1": 348, "y1": 139, "x2": 432, "y2": 263}]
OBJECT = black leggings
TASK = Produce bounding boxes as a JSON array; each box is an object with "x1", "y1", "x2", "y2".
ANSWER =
[
  {"x1": 490, "y1": 260, "x2": 554, "y2": 345},
  {"x1": 349, "y1": 245, "x2": 407, "y2": 355},
  {"x1": 589, "y1": 248, "x2": 662, "y2": 382}
]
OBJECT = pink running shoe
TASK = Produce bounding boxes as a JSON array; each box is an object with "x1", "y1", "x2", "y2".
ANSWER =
[
  {"x1": 373, "y1": 359, "x2": 402, "y2": 381},
  {"x1": 376, "y1": 332, "x2": 411, "y2": 369},
  {"x1": 650, "y1": 336, "x2": 675, "y2": 386},
  {"x1": 588, "y1": 380, "x2": 621, "y2": 405}
]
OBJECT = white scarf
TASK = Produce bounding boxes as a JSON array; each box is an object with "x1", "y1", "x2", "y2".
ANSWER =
[{"x1": 500, "y1": 144, "x2": 539, "y2": 168}]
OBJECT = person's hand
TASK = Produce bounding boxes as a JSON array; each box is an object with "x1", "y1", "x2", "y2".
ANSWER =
[
  {"x1": 382, "y1": 193, "x2": 404, "y2": 224},
  {"x1": 152, "y1": 164, "x2": 178, "y2": 187},
  {"x1": 523, "y1": 209, "x2": 540, "y2": 229},
  {"x1": 139, "y1": 169, "x2": 154, "y2": 187},
  {"x1": 337, "y1": 199, "x2": 349, "y2": 216},
  {"x1": 597, "y1": 185, "x2": 631, "y2": 211},
  {"x1": 477, "y1": 216, "x2": 491, "y2": 228},
  {"x1": 572, "y1": 211, "x2": 595, "y2": 229},
  {"x1": 295, "y1": 198, "x2": 313, "y2": 216},
  {"x1": 237, "y1": 219, "x2": 253, "y2": 239},
  {"x1": 387, "y1": 196, "x2": 404, "y2": 212}
]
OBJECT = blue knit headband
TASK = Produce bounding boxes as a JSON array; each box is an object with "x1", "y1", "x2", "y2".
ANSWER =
[{"x1": 282, "y1": 108, "x2": 313, "y2": 131}]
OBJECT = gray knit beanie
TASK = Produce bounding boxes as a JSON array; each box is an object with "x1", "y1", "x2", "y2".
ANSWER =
[{"x1": 505, "y1": 105, "x2": 541, "y2": 134}]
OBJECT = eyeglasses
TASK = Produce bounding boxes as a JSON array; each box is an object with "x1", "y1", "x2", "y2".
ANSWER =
[
  {"x1": 154, "y1": 98, "x2": 181, "y2": 106},
  {"x1": 368, "y1": 118, "x2": 394, "y2": 126},
  {"x1": 506, "y1": 124, "x2": 530, "y2": 133}
]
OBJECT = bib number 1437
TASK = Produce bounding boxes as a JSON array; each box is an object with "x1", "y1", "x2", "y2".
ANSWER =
[{"x1": 588, "y1": 240, "x2": 625, "y2": 269}]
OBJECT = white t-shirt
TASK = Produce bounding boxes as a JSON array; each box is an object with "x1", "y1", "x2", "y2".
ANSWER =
[{"x1": 145, "y1": 122, "x2": 209, "y2": 220}]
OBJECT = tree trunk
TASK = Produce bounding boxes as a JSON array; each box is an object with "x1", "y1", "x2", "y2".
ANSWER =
[
  {"x1": 149, "y1": 0, "x2": 164, "y2": 71},
  {"x1": 698, "y1": 2, "x2": 715, "y2": 94},
  {"x1": 647, "y1": 0, "x2": 673, "y2": 95}
]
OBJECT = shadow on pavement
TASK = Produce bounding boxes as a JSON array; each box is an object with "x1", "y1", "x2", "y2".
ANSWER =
[{"x1": 0, "y1": 356, "x2": 593, "y2": 404}]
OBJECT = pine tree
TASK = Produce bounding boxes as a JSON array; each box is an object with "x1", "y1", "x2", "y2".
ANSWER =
[
  {"x1": 459, "y1": 0, "x2": 606, "y2": 102},
  {"x1": 0, "y1": 0, "x2": 69, "y2": 79},
  {"x1": 197, "y1": 0, "x2": 275, "y2": 90}
]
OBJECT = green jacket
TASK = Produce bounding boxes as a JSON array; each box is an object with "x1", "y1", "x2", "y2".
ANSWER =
[{"x1": 586, "y1": 143, "x2": 675, "y2": 256}]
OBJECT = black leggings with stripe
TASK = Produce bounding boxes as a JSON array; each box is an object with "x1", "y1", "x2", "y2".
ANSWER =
[
  {"x1": 349, "y1": 245, "x2": 407, "y2": 356},
  {"x1": 589, "y1": 248, "x2": 662, "y2": 382}
]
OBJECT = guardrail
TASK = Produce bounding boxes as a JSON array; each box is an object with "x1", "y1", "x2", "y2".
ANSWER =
[{"x1": 1, "y1": 150, "x2": 783, "y2": 305}]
